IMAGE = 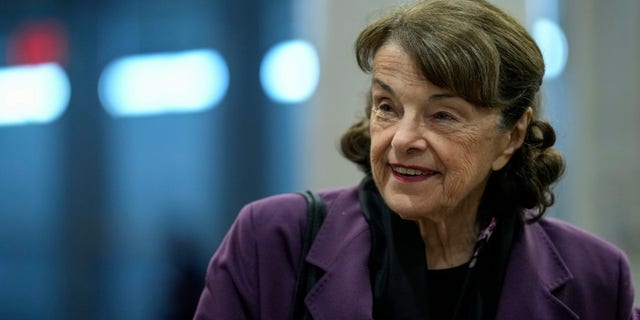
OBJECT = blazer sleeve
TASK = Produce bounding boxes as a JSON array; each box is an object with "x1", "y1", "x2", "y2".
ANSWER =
[{"x1": 193, "y1": 204, "x2": 260, "y2": 320}]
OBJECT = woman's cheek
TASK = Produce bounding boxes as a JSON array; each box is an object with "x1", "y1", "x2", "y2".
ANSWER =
[
  {"x1": 370, "y1": 144, "x2": 386, "y2": 177},
  {"x1": 369, "y1": 125, "x2": 390, "y2": 184}
]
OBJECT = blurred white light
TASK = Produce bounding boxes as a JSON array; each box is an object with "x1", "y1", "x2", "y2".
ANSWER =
[
  {"x1": 0, "y1": 63, "x2": 70, "y2": 126},
  {"x1": 260, "y1": 40, "x2": 320, "y2": 104},
  {"x1": 99, "y1": 49, "x2": 229, "y2": 117},
  {"x1": 532, "y1": 19, "x2": 568, "y2": 80}
]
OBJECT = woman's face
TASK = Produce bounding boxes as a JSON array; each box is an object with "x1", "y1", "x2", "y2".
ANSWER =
[{"x1": 369, "y1": 42, "x2": 517, "y2": 222}]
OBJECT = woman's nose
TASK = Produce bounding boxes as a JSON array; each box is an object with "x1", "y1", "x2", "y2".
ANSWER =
[{"x1": 390, "y1": 119, "x2": 427, "y2": 153}]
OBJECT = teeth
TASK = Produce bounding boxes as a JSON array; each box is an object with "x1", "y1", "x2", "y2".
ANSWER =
[{"x1": 393, "y1": 167, "x2": 424, "y2": 176}]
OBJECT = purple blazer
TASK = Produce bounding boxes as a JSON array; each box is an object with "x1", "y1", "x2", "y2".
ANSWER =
[{"x1": 194, "y1": 186, "x2": 640, "y2": 319}]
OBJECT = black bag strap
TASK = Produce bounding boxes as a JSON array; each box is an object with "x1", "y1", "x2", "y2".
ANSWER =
[{"x1": 289, "y1": 190, "x2": 326, "y2": 320}]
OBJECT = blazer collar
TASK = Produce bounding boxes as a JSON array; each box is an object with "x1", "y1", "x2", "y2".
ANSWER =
[
  {"x1": 304, "y1": 186, "x2": 367, "y2": 270},
  {"x1": 303, "y1": 186, "x2": 374, "y2": 319},
  {"x1": 496, "y1": 220, "x2": 578, "y2": 319}
]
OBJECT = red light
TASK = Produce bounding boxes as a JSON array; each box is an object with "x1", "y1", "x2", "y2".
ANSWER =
[{"x1": 6, "y1": 19, "x2": 68, "y2": 66}]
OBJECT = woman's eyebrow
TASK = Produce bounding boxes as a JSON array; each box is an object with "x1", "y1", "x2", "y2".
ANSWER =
[
  {"x1": 428, "y1": 92, "x2": 457, "y2": 101},
  {"x1": 373, "y1": 77, "x2": 458, "y2": 101},
  {"x1": 372, "y1": 78, "x2": 396, "y2": 97}
]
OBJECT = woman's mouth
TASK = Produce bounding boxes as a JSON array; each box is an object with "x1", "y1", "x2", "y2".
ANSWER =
[{"x1": 390, "y1": 164, "x2": 438, "y2": 181}]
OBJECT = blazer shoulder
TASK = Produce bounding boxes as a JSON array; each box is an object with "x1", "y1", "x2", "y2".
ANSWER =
[
  {"x1": 238, "y1": 185, "x2": 360, "y2": 238},
  {"x1": 537, "y1": 217, "x2": 628, "y2": 260}
]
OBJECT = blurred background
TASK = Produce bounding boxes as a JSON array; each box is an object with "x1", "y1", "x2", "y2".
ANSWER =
[{"x1": 0, "y1": 0, "x2": 638, "y2": 318}]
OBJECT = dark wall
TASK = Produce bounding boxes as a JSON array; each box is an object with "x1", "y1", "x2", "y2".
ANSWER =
[{"x1": 0, "y1": 0, "x2": 308, "y2": 318}]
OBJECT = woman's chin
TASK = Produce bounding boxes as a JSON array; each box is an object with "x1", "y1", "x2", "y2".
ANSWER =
[{"x1": 386, "y1": 199, "x2": 434, "y2": 221}]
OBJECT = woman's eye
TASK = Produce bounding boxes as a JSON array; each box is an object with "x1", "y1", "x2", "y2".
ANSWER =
[
  {"x1": 377, "y1": 103, "x2": 394, "y2": 113},
  {"x1": 372, "y1": 102, "x2": 398, "y2": 122},
  {"x1": 433, "y1": 111, "x2": 455, "y2": 121},
  {"x1": 372, "y1": 102, "x2": 397, "y2": 120}
]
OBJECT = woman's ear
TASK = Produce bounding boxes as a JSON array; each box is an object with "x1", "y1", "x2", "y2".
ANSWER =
[{"x1": 491, "y1": 107, "x2": 533, "y2": 171}]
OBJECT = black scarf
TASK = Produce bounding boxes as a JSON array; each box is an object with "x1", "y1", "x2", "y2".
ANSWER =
[{"x1": 358, "y1": 177, "x2": 519, "y2": 319}]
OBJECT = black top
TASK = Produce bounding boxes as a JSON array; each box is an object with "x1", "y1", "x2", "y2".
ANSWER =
[
  {"x1": 427, "y1": 263, "x2": 470, "y2": 319},
  {"x1": 358, "y1": 176, "x2": 519, "y2": 320}
]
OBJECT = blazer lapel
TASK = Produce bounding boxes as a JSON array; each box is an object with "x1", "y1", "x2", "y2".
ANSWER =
[
  {"x1": 303, "y1": 187, "x2": 374, "y2": 320},
  {"x1": 496, "y1": 221, "x2": 578, "y2": 320}
]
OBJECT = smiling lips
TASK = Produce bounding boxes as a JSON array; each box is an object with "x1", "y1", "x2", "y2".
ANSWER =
[{"x1": 390, "y1": 164, "x2": 438, "y2": 182}]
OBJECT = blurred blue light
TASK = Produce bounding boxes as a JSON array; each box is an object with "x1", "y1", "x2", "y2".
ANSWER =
[
  {"x1": 98, "y1": 49, "x2": 229, "y2": 117},
  {"x1": 532, "y1": 19, "x2": 568, "y2": 80},
  {"x1": 0, "y1": 63, "x2": 70, "y2": 126},
  {"x1": 260, "y1": 40, "x2": 320, "y2": 104},
  {"x1": 525, "y1": 0, "x2": 559, "y2": 25}
]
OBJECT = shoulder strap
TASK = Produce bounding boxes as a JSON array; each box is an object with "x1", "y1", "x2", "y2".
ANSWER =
[{"x1": 290, "y1": 190, "x2": 326, "y2": 320}]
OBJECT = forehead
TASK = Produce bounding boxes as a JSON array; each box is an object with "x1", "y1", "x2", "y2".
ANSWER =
[
  {"x1": 371, "y1": 42, "x2": 458, "y2": 99},
  {"x1": 372, "y1": 42, "x2": 426, "y2": 84}
]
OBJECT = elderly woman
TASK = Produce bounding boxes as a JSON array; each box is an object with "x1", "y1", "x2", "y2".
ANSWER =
[{"x1": 194, "y1": 0, "x2": 639, "y2": 319}]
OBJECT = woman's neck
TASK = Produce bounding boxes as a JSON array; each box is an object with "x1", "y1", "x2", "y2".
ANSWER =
[{"x1": 417, "y1": 210, "x2": 477, "y2": 270}]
